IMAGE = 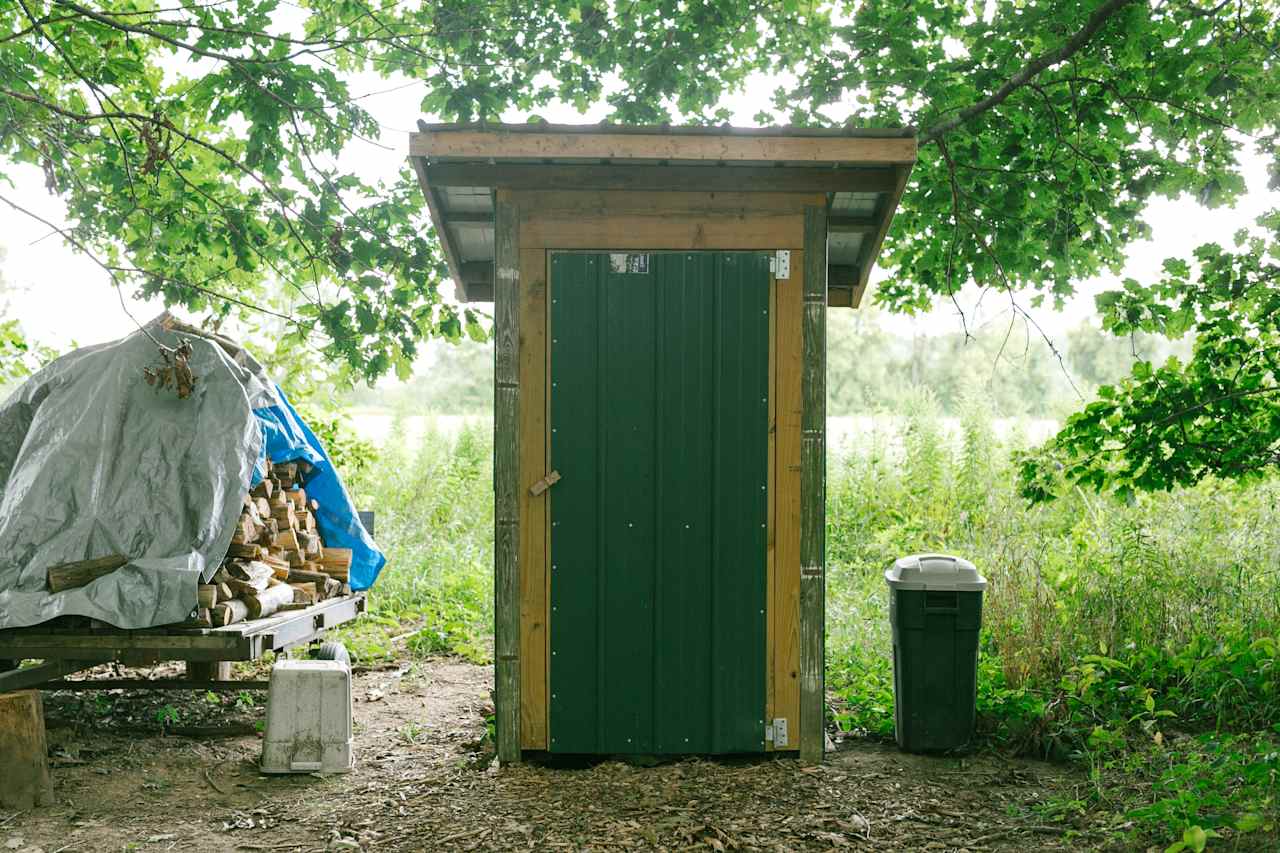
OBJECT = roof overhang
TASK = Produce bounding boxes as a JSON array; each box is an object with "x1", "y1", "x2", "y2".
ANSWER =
[{"x1": 410, "y1": 122, "x2": 917, "y2": 306}]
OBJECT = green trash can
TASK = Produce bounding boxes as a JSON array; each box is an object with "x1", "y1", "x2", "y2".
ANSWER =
[{"x1": 885, "y1": 553, "x2": 987, "y2": 752}]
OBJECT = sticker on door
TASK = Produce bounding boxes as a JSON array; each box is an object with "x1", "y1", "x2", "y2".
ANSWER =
[{"x1": 609, "y1": 253, "x2": 649, "y2": 274}]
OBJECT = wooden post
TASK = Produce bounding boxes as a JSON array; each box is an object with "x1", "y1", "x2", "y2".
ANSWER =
[
  {"x1": 799, "y1": 205, "x2": 828, "y2": 764},
  {"x1": 0, "y1": 690, "x2": 53, "y2": 809},
  {"x1": 186, "y1": 660, "x2": 233, "y2": 681},
  {"x1": 493, "y1": 193, "x2": 522, "y2": 764}
]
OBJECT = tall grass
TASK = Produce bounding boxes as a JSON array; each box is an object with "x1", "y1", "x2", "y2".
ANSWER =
[
  {"x1": 338, "y1": 417, "x2": 494, "y2": 662},
  {"x1": 827, "y1": 390, "x2": 1280, "y2": 706}
]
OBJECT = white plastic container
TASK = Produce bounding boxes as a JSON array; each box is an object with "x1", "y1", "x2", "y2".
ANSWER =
[{"x1": 260, "y1": 659, "x2": 353, "y2": 773}]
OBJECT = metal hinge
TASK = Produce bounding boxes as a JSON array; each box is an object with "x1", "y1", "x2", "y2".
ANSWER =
[
  {"x1": 769, "y1": 250, "x2": 790, "y2": 280},
  {"x1": 765, "y1": 717, "x2": 789, "y2": 747}
]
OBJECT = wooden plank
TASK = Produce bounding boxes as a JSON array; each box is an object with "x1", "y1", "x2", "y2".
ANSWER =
[
  {"x1": 510, "y1": 190, "x2": 823, "y2": 216},
  {"x1": 186, "y1": 660, "x2": 233, "y2": 681},
  {"x1": 828, "y1": 287, "x2": 855, "y2": 309},
  {"x1": 421, "y1": 162, "x2": 901, "y2": 194},
  {"x1": 518, "y1": 245, "x2": 548, "y2": 750},
  {"x1": 493, "y1": 192, "x2": 522, "y2": 765},
  {"x1": 411, "y1": 129, "x2": 918, "y2": 165},
  {"x1": 852, "y1": 164, "x2": 913, "y2": 308},
  {"x1": 521, "y1": 213, "x2": 806, "y2": 252},
  {"x1": 0, "y1": 660, "x2": 95, "y2": 693},
  {"x1": 800, "y1": 206, "x2": 828, "y2": 764},
  {"x1": 773, "y1": 249, "x2": 803, "y2": 751},
  {"x1": 410, "y1": 156, "x2": 472, "y2": 303}
]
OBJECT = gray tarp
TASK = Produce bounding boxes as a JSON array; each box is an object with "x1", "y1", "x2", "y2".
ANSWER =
[{"x1": 0, "y1": 315, "x2": 275, "y2": 630}]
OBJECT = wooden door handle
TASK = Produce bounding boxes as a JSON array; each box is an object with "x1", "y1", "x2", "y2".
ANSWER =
[{"x1": 529, "y1": 470, "x2": 561, "y2": 496}]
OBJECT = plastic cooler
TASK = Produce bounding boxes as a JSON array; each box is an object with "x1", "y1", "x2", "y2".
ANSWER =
[{"x1": 261, "y1": 659, "x2": 354, "y2": 773}]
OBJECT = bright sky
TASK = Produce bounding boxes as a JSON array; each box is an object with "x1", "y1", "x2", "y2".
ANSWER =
[{"x1": 1, "y1": 64, "x2": 1277, "y2": 354}]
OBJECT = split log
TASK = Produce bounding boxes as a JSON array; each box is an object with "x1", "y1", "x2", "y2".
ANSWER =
[
  {"x1": 299, "y1": 531, "x2": 322, "y2": 558},
  {"x1": 297, "y1": 510, "x2": 315, "y2": 533},
  {"x1": 285, "y1": 567, "x2": 331, "y2": 586},
  {"x1": 255, "y1": 497, "x2": 272, "y2": 517},
  {"x1": 289, "y1": 582, "x2": 316, "y2": 605},
  {"x1": 287, "y1": 489, "x2": 306, "y2": 510},
  {"x1": 323, "y1": 577, "x2": 343, "y2": 599},
  {"x1": 197, "y1": 584, "x2": 219, "y2": 609},
  {"x1": 0, "y1": 690, "x2": 52, "y2": 809},
  {"x1": 47, "y1": 554, "x2": 128, "y2": 592},
  {"x1": 271, "y1": 504, "x2": 296, "y2": 529},
  {"x1": 212, "y1": 598, "x2": 249, "y2": 627},
  {"x1": 216, "y1": 582, "x2": 234, "y2": 601},
  {"x1": 273, "y1": 529, "x2": 299, "y2": 551},
  {"x1": 243, "y1": 583, "x2": 294, "y2": 619},
  {"x1": 284, "y1": 549, "x2": 305, "y2": 568},
  {"x1": 225, "y1": 579, "x2": 263, "y2": 597},
  {"x1": 251, "y1": 479, "x2": 273, "y2": 499},
  {"x1": 272, "y1": 462, "x2": 298, "y2": 483},
  {"x1": 227, "y1": 543, "x2": 262, "y2": 560},
  {"x1": 319, "y1": 547, "x2": 353, "y2": 573},
  {"x1": 227, "y1": 560, "x2": 273, "y2": 587}
]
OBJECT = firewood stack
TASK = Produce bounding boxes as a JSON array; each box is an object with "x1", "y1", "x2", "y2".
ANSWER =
[{"x1": 190, "y1": 457, "x2": 353, "y2": 628}]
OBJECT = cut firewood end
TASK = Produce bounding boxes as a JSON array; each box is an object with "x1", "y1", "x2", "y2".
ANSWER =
[{"x1": 189, "y1": 454, "x2": 357, "y2": 628}]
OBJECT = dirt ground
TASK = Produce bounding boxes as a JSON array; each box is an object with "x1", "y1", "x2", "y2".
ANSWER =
[{"x1": 0, "y1": 656, "x2": 1150, "y2": 852}]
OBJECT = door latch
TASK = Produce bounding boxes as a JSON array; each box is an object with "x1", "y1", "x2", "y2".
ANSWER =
[{"x1": 529, "y1": 470, "x2": 561, "y2": 497}]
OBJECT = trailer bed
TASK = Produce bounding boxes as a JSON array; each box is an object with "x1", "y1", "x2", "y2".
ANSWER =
[{"x1": 0, "y1": 592, "x2": 366, "y2": 692}]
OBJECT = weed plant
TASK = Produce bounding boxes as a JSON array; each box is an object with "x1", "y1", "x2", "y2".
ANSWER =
[
  {"x1": 826, "y1": 389, "x2": 1280, "y2": 847},
  {"x1": 333, "y1": 416, "x2": 494, "y2": 664}
]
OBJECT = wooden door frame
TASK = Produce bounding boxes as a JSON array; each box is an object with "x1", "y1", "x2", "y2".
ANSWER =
[{"x1": 500, "y1": 190, "x2": 825, "y2": 762}]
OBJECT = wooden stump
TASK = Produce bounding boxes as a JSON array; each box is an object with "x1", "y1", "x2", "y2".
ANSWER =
[
  {"x1": 186, "y1": 660, "x2": 233, "y2": 681},
  {"x1": 0, "y1": 690, "x2": 53, "y2": 809}
]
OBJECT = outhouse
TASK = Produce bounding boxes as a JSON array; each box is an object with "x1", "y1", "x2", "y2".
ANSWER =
[{"x1": 410, "y1": 123, "x2": 916, "y2": 762}]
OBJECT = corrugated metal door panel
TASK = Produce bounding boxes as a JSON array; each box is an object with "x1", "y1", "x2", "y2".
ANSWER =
[
  {"x1": 710, "y1": 252, "x2": 770, "y2": 752},
  {"x1": 653, "y1": 252, "x2": 716, "y2": 753},
  {"x1": 549, "y1": 251, "x2": 769, "y2": 754},
  {"x1": 599, "y1": 259, "x2": 658, "y2": 753},
  {"x1": 547, "y1": 252, "x2": 601, "y2": 753}
]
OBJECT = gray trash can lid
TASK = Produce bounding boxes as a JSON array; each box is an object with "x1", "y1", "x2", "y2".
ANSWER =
[{"x1": 885, "y1": 553, "x2": 987, "y2": 591}]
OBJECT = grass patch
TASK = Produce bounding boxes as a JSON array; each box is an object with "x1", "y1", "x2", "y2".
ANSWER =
[{"x1": 332, "y1": 416, "x2": 493, "y2": 665}]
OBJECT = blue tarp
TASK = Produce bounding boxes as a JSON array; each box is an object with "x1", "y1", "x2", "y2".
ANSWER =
[{"x1": 252, "y1": 387, "x2": 385, "y2": 591}]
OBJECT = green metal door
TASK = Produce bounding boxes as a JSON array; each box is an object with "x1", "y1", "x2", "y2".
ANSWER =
[{"x1": 548, "y1": 251, "x2": 770, "y2": 754}]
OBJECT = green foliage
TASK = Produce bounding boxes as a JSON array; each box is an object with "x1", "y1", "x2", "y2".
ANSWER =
[
  {"x1": 825, "y1": 397, "x2": 1280, "y2": 846},
  {"x1": 4, "y1": 0, "x2": 1277, "y2": 395},
  {"x1": 292, "y1": 403, "x2": 378, "y2": 481},
  {"x1": 0, "y1": 250, "x2": 56, "y2": 387},
  {"x1": 1025, "y1": 229, "x2": 1280, "y2": 499},
  {"x1": 332, "y1": 420, "x2": 493, "y2": 664}
]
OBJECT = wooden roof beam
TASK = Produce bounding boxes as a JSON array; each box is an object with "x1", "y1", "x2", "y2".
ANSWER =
[
  {"x1": 411, "y1": 129, "x2": 916, "y2": 165},
  {"x1": 417, "y1": 161, "x2": 900, "y2": 194}
]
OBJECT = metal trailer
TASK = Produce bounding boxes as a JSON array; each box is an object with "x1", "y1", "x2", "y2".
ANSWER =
[{"x1": 0, "y1": 592, "x2": 366, "y2": 692}]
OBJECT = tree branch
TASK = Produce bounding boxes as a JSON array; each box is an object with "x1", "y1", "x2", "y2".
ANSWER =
[{"x1": 919, "y1": 0, "x2": 1139, "y2": 144}]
